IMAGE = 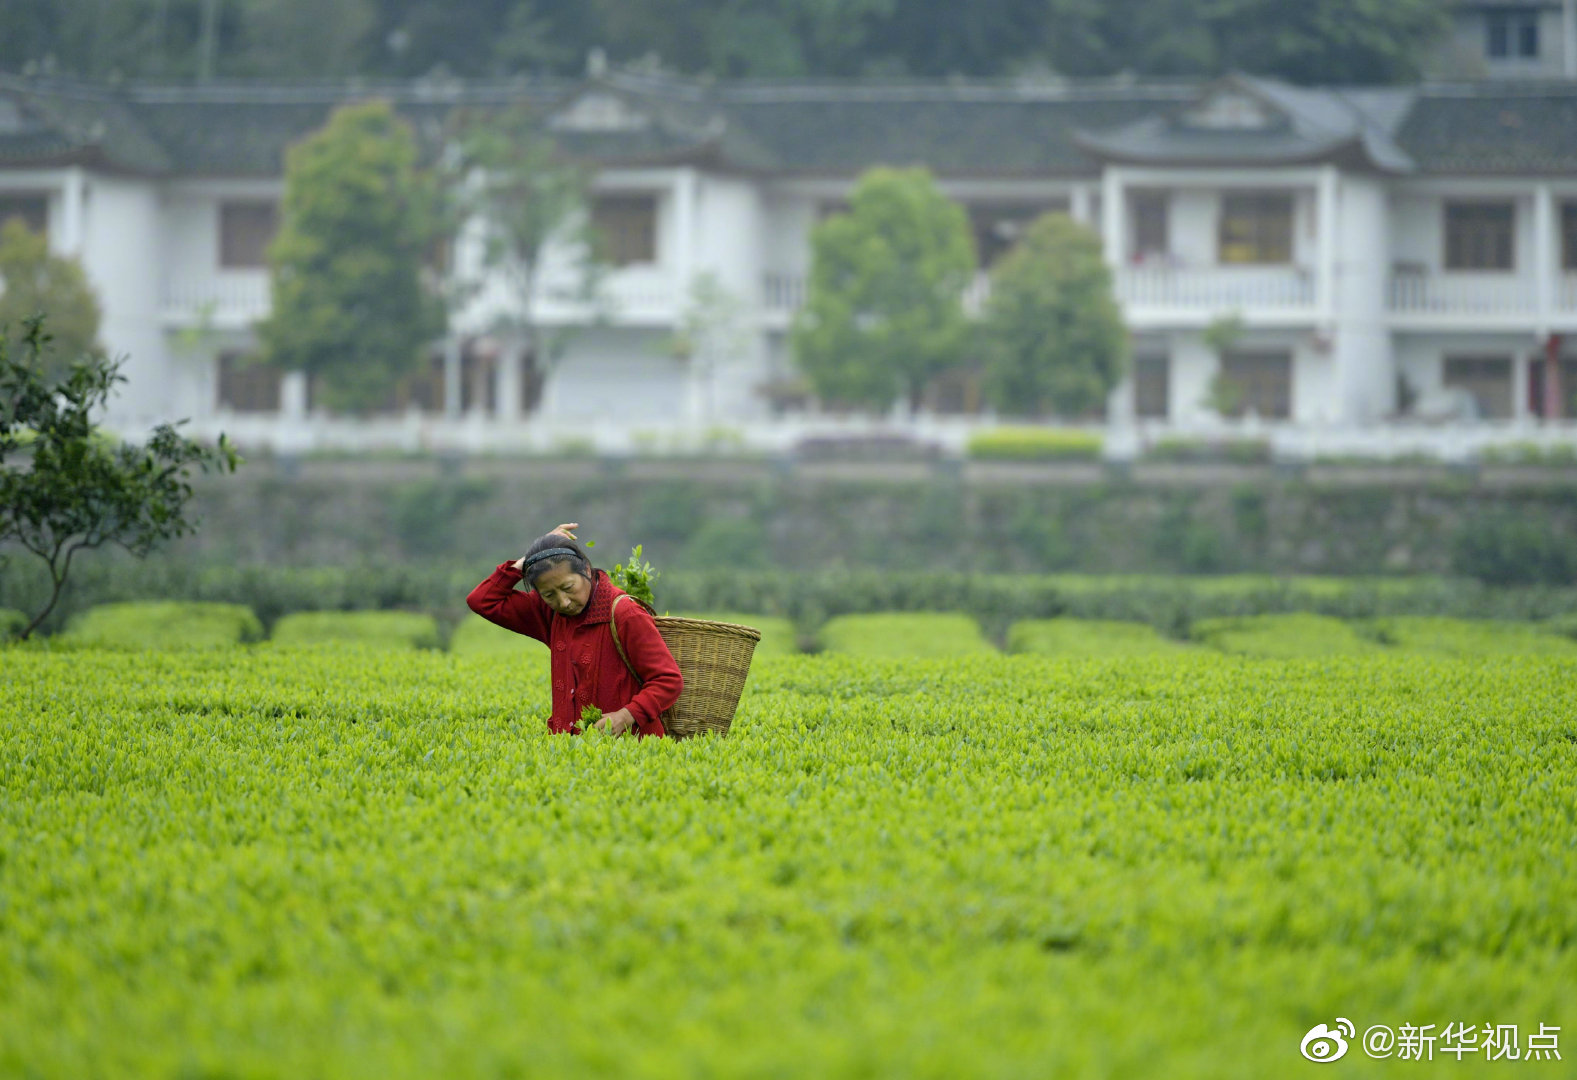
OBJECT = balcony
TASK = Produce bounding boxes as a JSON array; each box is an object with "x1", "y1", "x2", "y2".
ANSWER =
[
  {"x1": 1388, "y1": 272, "x2": 1537, "y2": 326},
  {"x1": 161, "y1": 273, "x2": 271, "y2": 329},
  {"x1": 1115, "y1": 265, "x2": 1317, "y2": 326}
]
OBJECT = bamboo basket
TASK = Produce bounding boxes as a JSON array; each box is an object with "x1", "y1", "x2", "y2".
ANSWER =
[{"x1": 610, "y1": 597, "x2": 761, "y2": 738}]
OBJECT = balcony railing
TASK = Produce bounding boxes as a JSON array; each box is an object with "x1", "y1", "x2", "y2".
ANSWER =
[
  {"x1": 1389, "y1": 273, "x2": 1536, "y2": 317},
  {"x1": 1115, "y1": 265, "x2": 1315, "y2": 310},
  {"x1": 162, "y1": 273, "x2": 271, "y2": 325}
]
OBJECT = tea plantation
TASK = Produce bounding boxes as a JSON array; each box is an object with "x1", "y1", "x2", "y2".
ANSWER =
[{"x1": 2, "y1": 642, "x2": 1574, "y2": 1077}]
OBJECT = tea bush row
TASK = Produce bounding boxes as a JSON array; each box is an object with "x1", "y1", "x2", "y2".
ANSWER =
[{"x1": 2, "y1": 647, "x2": 1574, "y2": 1077}]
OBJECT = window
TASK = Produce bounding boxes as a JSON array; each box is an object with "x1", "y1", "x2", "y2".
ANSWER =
[
  {"x1": 590, "y1": 194, "x2": 657, "y2": 266},
  {"x1": 1444, "y1": 202, "x2": 1514, "y2": 271},
  {"x1": 969, "y1": 201, "x2": 1069, "y2": 268},
  {"x1": 1487, "y1": 9, "x2": 1540, "y2": 59},
  {"x1": 1130, "y1": 193, "x2": 1169, "y2": 262},
  {"x1": 1218, "y1": 193, "x2": 1292, "y2": 265},
  {"x1": 1444, "y1": 356, "x2": 1513, "y2": 419},
  {"x1": 216, "y1": 352, "x2": 281, "y2": 413},
  {"x1": 1134, "y1": 354, "x2": 1169, "y2": 419},
  {"x1": 1219, "y1": 351, "x2": 1292, "y2": 419},
  {"x1": 0, "y1": 193, "x2": 47, "y2": 236},
  {"x1": 219, "y1": 201, "x2": 278, "y2": 269},
  {"x1": 1562, "y1": 203, "x2": 1577, "y2": 271}
]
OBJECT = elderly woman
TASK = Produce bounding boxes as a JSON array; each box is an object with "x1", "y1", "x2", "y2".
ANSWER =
[{"x1": 466, "y1": 523, "x2": 682, "y2": 738}]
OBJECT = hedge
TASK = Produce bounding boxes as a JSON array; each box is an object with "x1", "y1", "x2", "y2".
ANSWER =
[
  {"x1": 1007, "y1": 618, "x2": 1197, "y2": 656},
  {"x1": 270, "y1": 610, "x2": 441, "y2": 649},
  {"x1": 817, "y1": 613, "x2": 995, "y2": 658},
  {"x1": 59, "y1": 601, "x2": 263, "y2": 649},
  {"x1": 966, "y1": 428, "x2": 1102, "y2": 462}
]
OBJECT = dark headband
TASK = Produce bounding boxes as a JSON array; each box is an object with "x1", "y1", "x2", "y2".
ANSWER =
[{"x1": 523, "y1": 546, "x2": 582, "y2": 568}]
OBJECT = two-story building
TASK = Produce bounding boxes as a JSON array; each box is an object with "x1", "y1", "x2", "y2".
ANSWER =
[{"x1": 1, "y1": 68, "x2": 1575, "y2": 451}]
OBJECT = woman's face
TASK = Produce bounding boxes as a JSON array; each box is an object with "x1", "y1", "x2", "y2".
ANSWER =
[{"x1": 533, "y1": 561, "x2": 593, "y2": 617}]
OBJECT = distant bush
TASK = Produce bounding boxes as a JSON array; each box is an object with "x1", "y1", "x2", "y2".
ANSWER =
[
  {"x1": 1007, "y1": 618, "x2": 1196, "y2": 656},
  {"x1": 1478, "y1": 442, "x2": 1577, "y2": 467},
  {"x1": 817, "y1": 613, "x2": 995, "y2": 657},
  {"x1": 672, "y1": 613, "x2": 799, "y2": 659},
  {"x1": 966, "y1": 428, "x2": 1102, "y2": 462},
  {"x1": 1353, "y1": 615, "x2": 1577, "y2": 657},
  {"x1": 447, "y1": 614, "x2": 545, "y2": 656},
  {"x1": 61, "y1": 601, "x2": 263, "y2": 649},
  {"x1": 1451, "y1": 514, "x2": 1577, "y2": 586},
  {"x1": 271, "y1": 610, "x2": 440, "y2": 649},
  {"x1": 1144, "y1": 436, "x2": 1272, "y2": 465},
  {"x1": 1190, "y1": 613, "x2": 1383, "y2": 657},
  {"x1": 1, "y1": 608, "x2": 27, "y2": 641}
]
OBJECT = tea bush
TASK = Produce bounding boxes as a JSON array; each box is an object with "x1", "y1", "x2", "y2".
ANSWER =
[
  {"x1": 0, "y1": 607, "x2": 24, "y2": 641},
  {"x1": 59, "y1": 601, "x2": 263, "y2": 649},
  {"x1": 1007, "y1": 618, "x2": 1197, "y2": 656},
  {"x1": 271, "y1": 610, "x2": 441, "y2": 649},
  {"x1": 448, "y1": 613, "x2": 548, "y2": 657},
  {"x1": 672, "y1": 612, "x2": 799, "y2": 659},
  {"x1": 966, "y1": 428, "x2": 1103, "y2": 462},
  {"x1": 1, "y1": 648, "x2": 1573, "y2": 1077},
  {"x1": 1352, "y1": 615, "x2": 1577, "y2": 657},
  {"x1": 1189, "y1": 613, "x2": 1383, "y2": 657},
  {"x1": 817, "y1": 613, "x2": 996, "y2": 657}
]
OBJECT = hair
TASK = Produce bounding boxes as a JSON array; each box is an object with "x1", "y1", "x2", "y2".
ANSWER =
[{"x1": 521, "y1": 533, "x2": 594, "y2": 590}]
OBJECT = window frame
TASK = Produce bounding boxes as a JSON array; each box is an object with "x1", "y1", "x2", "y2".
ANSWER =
[
  {"x1": 216, "y1": 351, "x2": 282, "y2": 413},
  {"x1": 1443, "y1": 200, "x2": 1516, "y2": 272},
  {"x1": 1443, "y1": 354, "x2": 1514, "y2": 420},
  {"x1": 1218, "y1": 350, "x2": 1293, "y2": 420},
  {"x1": 589, "y1": 193, "x2": 658, "y2": 268},
  {"x1": 1217, "y1": 192, "x2": 1294, "y2": 266},
  {"x1": 218, "y1": 200, "x2": 279, "y2": 270}
]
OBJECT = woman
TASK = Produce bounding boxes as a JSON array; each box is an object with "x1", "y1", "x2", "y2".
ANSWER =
[{"x1": 466, "y1": 523, "x2": 682, "y2": 738}]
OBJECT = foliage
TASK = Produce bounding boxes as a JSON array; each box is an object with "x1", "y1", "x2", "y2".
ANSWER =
[
  {"x1": 449, "y1": 612, "x2": 546, "y2": 656},
  {"x1": 59, "y1": 600, "x2": 263, "y2": 649},
  {"x1": 1478, "y1": 442, "x2": 1577, "y2": 467},
  {"x1": 0, "y1": 0, "x2": 1450, "y2": 85},
  {"x1": 967, "y1": 428, "x2": 1103, "y2": 462},
  {"x1": 257, "y1": 100, "x2": 446, "y2": 414},
  {"x1": 448, "y1": 102, "x2": 595, "y2": 372},
  {"x1": 1451, "y1": 513, "x2": 1577, "y2": 587},
  {"x1": 792, "y1": 167, "x2": 975, "y2": 412},
  {"x1": 0, "y1": 318, "x2": 240, "y2": 640},
  {"x1": 1189, "y1": 612, "x2": 1384, "y2": 657},
  {"x1": 1007, "y1": 618, "x2": 1197, "y2": 656},
  {"x1": 0, "y1": 607, "x2": 24, "y2": 641},
  {"x1": 2, "y1": 647, "x2": 1575, "y2": 1076},
  {"x1": 816, "y1": 612, "x2": 996, "y2": 657},
  {"x1": 979, "y1": 214, "x2": 1126, "y2": 418},
  {"x1": 1143, "y1": 436, "x2": 1273, "y2": 464},
  {"x1": 270, "y1": 609, "x2": 441, "y2": 649},
  {"x1": 1352, "y1": 615, "x2": 1577, "y2": 658},
  {"x1": 610, "y1": 544, "x2": 659, "y2": 609},
  {"x1": 0, "y1": 220, "x2": 103, "y2": 384}
]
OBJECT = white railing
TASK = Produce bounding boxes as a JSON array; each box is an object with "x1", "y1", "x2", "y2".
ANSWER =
[
  {"x1": 162, "y1": 273, "x2": 272, "y2": 324},
  {"x1": 1389, "y1": 273, "x2": 1536, "y2": 316},
  {"x1": 1115, "y1": 265, "x2": 1315, "y2": 310}
]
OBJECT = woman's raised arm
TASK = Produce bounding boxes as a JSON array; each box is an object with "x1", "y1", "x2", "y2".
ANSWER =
[{"x1": 467, "y1": 560, "x2": 551, "y2": 643}]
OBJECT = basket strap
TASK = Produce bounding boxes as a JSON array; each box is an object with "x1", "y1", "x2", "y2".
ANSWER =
[{"x1": 607, "y1": 594, "x2": 642, "y2": 685}]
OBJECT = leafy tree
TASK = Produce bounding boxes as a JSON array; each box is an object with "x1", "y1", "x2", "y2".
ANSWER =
[
  {"x1": 448, "y1": 103, "x2": 593, "y2": 383},
  {"x1": 257, "y1": 100, "x2": 446, "y2": 414},
  {"x1": 0, "y1": 317, "x2": 240, "y2": 640},
  {"x1": 792, "y1": 167, "x2": 975, "y2": 412},
  {"x1": 0, "y1": 219, "x2": 103, "y2": 385},
  {"x1": 979, "y1": 212, "x2": 1127, "y2": 418}
]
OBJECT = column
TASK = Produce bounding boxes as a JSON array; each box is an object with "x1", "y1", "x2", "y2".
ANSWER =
[
  {"x1": 1100, "y1": 169, "x2": 1125, "y2": 267},
  {"x1": 1330, "y1": 176, "x2": 1393, "y2": 425},
  {"x1": 442, "y1": 337, "x2": 462, "y2": 419},
  {"x1": 1512, "y1": 348, "x2": 1531, "y2": 421},
  {"x1": 59, "y1": 168, "x2": 86, "y2": 256},
  {"x1": 1534, "y1": 183, "x2": 1554, "y2": 340},
  {"x1": 281, "y1": 370, "x2": 309, "y2": 420},
  {"x1": 1316, "y1": 166, "x2": 1338, "y2": 325},
  {"x1": 673, "y1": 169, "x2": 699, "y2": 295},
  {"x1": 494, "y1": 343, "x2": 522, "y2": 422}
]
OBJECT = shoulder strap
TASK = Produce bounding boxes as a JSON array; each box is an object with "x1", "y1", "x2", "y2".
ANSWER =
[{"x1": 607, "y1": 594, "x2": 643, "y2": 684}]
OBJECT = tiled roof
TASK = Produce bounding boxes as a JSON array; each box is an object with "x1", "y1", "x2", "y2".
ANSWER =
[{"x1": 0, "y1": 71, "x2": 1574, "y2": 179}]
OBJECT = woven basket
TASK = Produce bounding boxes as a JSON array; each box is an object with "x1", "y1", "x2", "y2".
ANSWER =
[{"x1": 610, "y1": 597, "x2": 761, "y2": 738}]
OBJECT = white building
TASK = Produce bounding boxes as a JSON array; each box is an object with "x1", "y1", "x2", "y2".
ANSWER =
[{"x1": 1, "y1": 68, "x2": 1576, "y2": 456}]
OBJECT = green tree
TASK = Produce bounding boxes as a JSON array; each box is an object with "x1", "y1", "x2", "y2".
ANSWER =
[
  {"x1": 0, "y1": 317, "x2": 240, "y2": 640},
  {"x1": 792, "y1": 167, "x2": 975, "y2": 412},
  {"x1": 979, "y1": 213, "x2": 1127, "y2": 418},
  {"x1": 257, "y1": 100, "x2": 445, "y2": 414},
  {"x1": 449, "y1": 104, "x2": 593, "y2": 383},
  {"x1": 0, "y1": 219, "x2": 103, "y2": 384}
]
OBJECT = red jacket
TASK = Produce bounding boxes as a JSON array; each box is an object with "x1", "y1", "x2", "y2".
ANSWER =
[{"x1": 466, "y1": 562, "x2": 682, "y2": 737}]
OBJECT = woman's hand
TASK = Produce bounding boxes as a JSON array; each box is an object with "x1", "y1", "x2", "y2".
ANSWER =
[
  {"x1": 598, "y1": 707, "x2": 636, "y2": 737},
  {"x1": 550, "y1": 522, "x2": 579, "y2": 540}
]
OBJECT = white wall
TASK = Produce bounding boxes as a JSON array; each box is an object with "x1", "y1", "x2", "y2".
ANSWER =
[
  {"x1": 538, "y1": 327, "x2": 687, "y2": 421},
  {"x1": 82, "y1": 176, "x2": 169, "y2": 426}
]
